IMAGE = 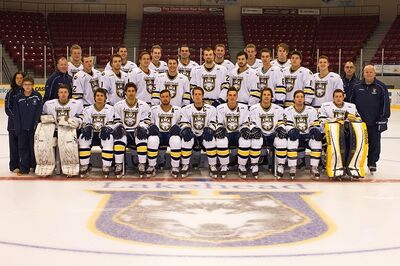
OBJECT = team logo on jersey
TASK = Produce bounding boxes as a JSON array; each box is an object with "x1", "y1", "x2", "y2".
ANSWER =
[
  {"x1": 295, "y1": 116, "x2": 308, "y2": 132},
  {"x1": 124, "y1": 109, "x2": 138, "y2": 127},
  {"x1": 179, "y1": 68, "x2": 190, "y2": 79},
  {"x1": 115, "y1": 81, "x2": 125, "y2": 98},
  {"x1": 145, "y1": 77, "x2": 155, "y2": 94},
  {"x1": 258, "y1": 76, "x2": 269, "y2": 90},
  {"x1": 203, "y1": 76, "x2": 215, "y2": 92},
  {"x1": 192, "y1": 113, "x2": 206, "y2": 130},
  {"x1": 260, "y1": 114, "x2": 274, "y2": 131},
  {"x1": 226, "y1": 114, "x2": 239, "y2": 131},
  {"x1": 90, "y1": 78, "x2": 100, "y2": 93},
  {"x1": 71, "y1": 69, "x2": 79, "y2": 77},
  {"x1": 165, "y1": 83, "x2": 177, "y2": 98},
  {"x1": 315, "y1": 81, "x2": 327, "y2": 98},
  {"x1": 92, "y1": 114, "x2": 106, "y2": 132},
  {"x1": 56, "y1": 108, "x2": 70, "y2": 122},
  {"x1": 284, "y1": 76, "x2": 297, "y2": 92},
  {"x1": 159, "y1": 115, "x2": 173, "y2": 131},
  {"x1": 333, "y1": 110, "x2": 346, "y2": 120},
  {"x1": 232, "y1": 77, "x2": 243, "y2": 91}
]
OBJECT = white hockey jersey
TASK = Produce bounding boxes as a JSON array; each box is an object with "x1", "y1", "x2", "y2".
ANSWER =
[
  {"x1": 150, "y1": 61, "x2": 168, "y2": 74},
  {"x1": 68, "y1": 62, "x2": 83, "y2": 77},
  {"x1": 180, "y1": 104, "x2": 217, "y2": 137},
  {"x1": 237, "y1": 59, "x2": 263, "y2": 70},
  {"x1": 282, "y1": 66, "x2": 315, "y2": 106},
  {"x1": 284, "y1": 105, "x2": 319, "y2": 134},
  {"x1": 318, "y1": 101, "x2": 361, "y2": 129},
  {"x1": 127, "y1": 67, "x2": 159, "y2": 105},
  {"x1": 42, "y1": 98, "x2": 83, "y2": 126},
  {"x1": 154, "y1": 72, "x2": 191, "y2": 107},
  {"x1": 72, "y1": 69, "x2": 102, "y2": 106},
  {"x1": 271, "y1": 59, "x2": 291, "y2": 71},
  {"x1": 255, "y1": 65, "x2": 286, "y2": 103},
  {"x1": 249, "y1": 103, "x2": 285, "y2": 135},
  {"x1": 216, "y1": 103, "x2": 250, "y2": 133},
  {"x1": 100, "y1": 70, "x2": 129, "y2": 106},
  {"x1": 82, "y1": 104, "x2": 115, "y2": 132},
  {"x1": 113, "y1": 99, "x2": 150, "y2": 132},
  {"x1": 104, "y1": 60, "x2": 137, "y2": 73},
  {"x1": 215, "y1": 59, "x2": 235, "y2": 73},
  {"x1": 226, "y1": 66, "x2": 259, "y2": 105},
  {"x1": 312, "y1": 72, "x2": 344, "y2": 108},
  {"x1": 145, "y1": 105, "x2": 182, "y2": 133},
  {"x1": 178, "y1": 60, "x2": 199, "y2": 80},
  {"x1": 190, "y1": 64, "x2": 229, "y2": 103}
]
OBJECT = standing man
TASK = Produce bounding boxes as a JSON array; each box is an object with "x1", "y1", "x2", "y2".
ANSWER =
[
  {"x1": 350, "y1": 65, "x2": 390, "y2": 173},
  {"x1": 101, "y1": 54, "x2": 129, "y2": 105},
  {"x1": 105, "y1": 44, "x2": 137, "y2": 73},
  {"x1": 68, "y1": 44, "x2": 83, "y2": 77},
  {"x1": 342, "y1": 61, "x2": 359, "y2": 101},
  {"x1": 271, "y1": 43, "x2": 291, "y2": 70},
  {"x1": 178, "y1": 44, "x2": 199, "y2": 80},
  {"x1": 214, "y1": 43, "x2": 235, "y2": 72},
  {"x1": 44, "y1": 56, "x2": 73, "y2": 103},
  {"x1": 243, "y1": 43, "x2": 262, "y2": 70},
  {"x1": 150, "y1": 45, "x2": 168, "y2": 74}
]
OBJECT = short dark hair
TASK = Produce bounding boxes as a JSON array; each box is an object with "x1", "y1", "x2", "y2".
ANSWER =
[
  {"x1": 22, "y1": 76, "x2": 34, "y2": 85},
  {"x1": 319, "y1": 55, "x2": 329, "y2": 62},
  {"x1": 293, "y1": 90, "x2": 305, "y2": 98},
  {"x1": 116, "y1": 44, "x2": 128, "y2": 53},
  {"x1": 138, "y1": 50, "x2": 150, "y2": 61},
  {"x1": 124, "y1": 82, "x2": 137, "y2": 92},
  {"x1": 227, "y1": 86, "x2": 238, "y2": 95},
  {"x1": 276, "y1": 43, "x2": 289, "y2": 53},
  {"x1": 58, "y1": 83, "x2": 70, "y2": 92},
  {"x1": 167, "y1": 56, "x2": 179, "y2": 64},
  {"x1": 290, "y1": 50, "x2": 303, "y2": 60},
  {"x1": 94, "y1": 88, "x2": 107, "y2": 98},
  {"x1": 260, "y1": 87, "x2": 273, "y2": 101},
  {"x1": 333, "y1": 89, "x2": 345, "y2": 97},
  {"x1": 192, "y1": 86, "x2": 204, "y2": 96},
  {"x1": 236, "y1": 51, "x2": 248, "y2": 59},
  {"x1": 202, "y1": 47, "x2": 214, "y2": 55},
  {"x1": 56, "y1": 56, "x2": 67, "y2": 65},
  {"x1": 160, "y1": 89, "x2": 170, "y2": 96},
  {"x1": 110, "y1": 54, "x2": 122, "y2": 64},
  {"x1": 260, "y1": 48, "x2": 272, "y2": 56}
]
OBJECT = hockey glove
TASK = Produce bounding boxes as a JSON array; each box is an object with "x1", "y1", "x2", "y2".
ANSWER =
[
  {"x1": 377, "y1": 119, "x2": 388, "y2": 133},
  {"x1": 100, "y1": 126, "x2": 113, "y2": 141},
  {"x1": 214, "y1": 127, "x2": 227, "y2": 139},
  {"x1": 40, "y1": 114, "x2": 55, "y2": 124},
  {"x1": 135, "y1": 126, "x2": 148, "y2": 141},
  {"x1": 250, "y1": 127, "x2": 262, "y2": 139},
  {"x1": 148, "y1": 124, "x2": 160, "y2": 136},
  {"x1": 113, "y1": 124, "x2": 126, "y2": 139},
  {"x1": 287, "y1": 128, "x2": 300, "y2": 141},
  {"x1": 240, "y1": 127, "x2": 252, "y2": 140},
  {"x1": 169, "y1": 124, "x2": 181, "y2": 136},
  {"x1": 275, "y1": 126, "x2": 287, "y2": 139},
  {"x1": 309, "y1": 127, "x2": 323, "y2": 141},
  {"x1": 203, "y1": 126, "x2": 215, "y2": 142},
  {"x1": 81, "y1": 125, "x2": 93, "y2": 141},
  {"x1": 181, "y1": 127, "x2": 194, "y2": 142}
]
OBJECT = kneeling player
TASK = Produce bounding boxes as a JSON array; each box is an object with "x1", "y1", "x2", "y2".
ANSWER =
[
  {"x1": 319, "y1": 89, "x2": 366, "y2": 180},
  {"x1": 79, "y1": 88, "x2": 115, "y2": 177},
  {"x1": 146, "y1": 89, "x2": 182, "y2": 178},
  {"x1": 285, "y1": 90, "x2": 322, "y2": 180},
  {"x1": 180, "y1": 86, "x2": 218, "y2": 178},
  {"x1": 249, "y1": 87, "x2": 287, "y2": 179},
  {"x1": 215, "y1": 87, "x2": 251, "y2": 179}
]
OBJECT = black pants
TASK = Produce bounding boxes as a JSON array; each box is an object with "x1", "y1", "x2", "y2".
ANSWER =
[
  {"x1": 367, "y1": 125, "x2": 381, "y2": 166},
  {"x1": 18, "y1": 130, "x2": 36, "y2": 173},
  {"x1": 8, "y1": 129, "x2": 19, "y2": 171}
]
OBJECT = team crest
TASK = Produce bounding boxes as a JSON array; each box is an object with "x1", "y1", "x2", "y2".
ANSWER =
[
  {"x1": 315, "y1": 81, "x2": 327, "y2": 98},
  {"x1": 179, "y1": 69, "x2": 191, "y2": 79},
  {"x1": 115, "y1": 81, "x2": 125, "y2": 98},
  {"x1": 92, "y1": 114, "x2": 105, "y2": 132},
  {"x1": 226, "y1": 114, "x2": 239, "y2": 131},
  {"x1": 333, "y1": 110, "x2": 346, "y2": 119},
  {"x1": 159, "y1": 115, "x2": 173, "y2": 131},
  {"x1": 284, "y1": 76, "x2": 296, "y2": 92},
  {"x1": 232, "y1": 77, "x2": 243, "y2": 91},
  {"x1": 165, "y1": 83, "x2": 177, "y2": 98},
  {"x1": 192, "y1": 113, "x2": 206, "y2": 130},
  {"x1": 145, "y1": 77, "x2": 155, "y2": 94},
  {"x1": 203, "y1": 76, "x2": 216, "y2": 92},
  {"x1": 124, "y1": 109, "x2": 138, "y2": 127},
  {"x1": 260, "y1": 114, "x2": 274, "y2": 131},
  {"x1": 56, "y1": 108, "x2": 70, "y2": 122},
  {"x1": 89, "y1": 78, "x2": 99, "y2": 93},
  {"x1": 258, "y1": 76, "x2": 269, "y2": 90},
  {"x1": 295, "y1": 116, "x2": 308, "y2": 132}
]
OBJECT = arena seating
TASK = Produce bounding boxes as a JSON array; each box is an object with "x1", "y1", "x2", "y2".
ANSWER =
[
  {"x1": 48, "y1": 13, "x2": 126, "y2": 68},
  {"x1": 0, "y1": 11, "x2": 53, "y2": 75},
  {"x1": 371, "y1": 16, "x2": 400, "y2": 65},
  {"x1": 140, "y1": 13, "x2": 229, "y2": 62}
]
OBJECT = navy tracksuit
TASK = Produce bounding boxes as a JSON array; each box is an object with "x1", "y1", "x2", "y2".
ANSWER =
[
  {"x1": 5, "y1": 86, "x2": 22, "y2": 171},
  {"x1": 342, "y1": 74, "x2": 360, "y2": 102},
  {"x1": 43, "y1": 70, "x2": 72, "y2": 103},
  {"x1": 350, "y1": 78, "x2": 391, "y2": 167},
  {"x1": 13, "y1": 91, "x2": 43, "y2": 174}
]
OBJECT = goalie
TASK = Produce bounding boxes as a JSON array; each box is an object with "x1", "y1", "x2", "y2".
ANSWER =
[{"x1": 319, "y1": 89, "x2": 367, "y2": 180}]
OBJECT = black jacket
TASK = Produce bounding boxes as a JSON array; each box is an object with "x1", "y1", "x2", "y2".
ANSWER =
[
  {"x1": 5, "y1": 86, "x2": 22, "y2": 131},
  {"x1": 13, "y1": 90, "x2": 43, "y2": 134},
  {"x1": 43, "y1": 70, "x2": 72, "y2": 103}
]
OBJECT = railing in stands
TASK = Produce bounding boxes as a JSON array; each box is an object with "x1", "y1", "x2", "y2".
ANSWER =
[{"x1": 2, "y1": 57, "x2": 12, "y2": 84}]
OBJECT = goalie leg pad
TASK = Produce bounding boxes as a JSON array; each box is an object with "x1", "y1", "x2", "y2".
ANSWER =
[
  {"x1": 58, "y1": 126, "x2": 79, "y2": 176},
  {"x1": 346, "y1": 121, "x2": 368, "y2": 178},
  {"x1": 325, "y1": 122, "x2": 346, "y2": 178},
  {"x1": 34, "y1": 123, "x2": 56, "y2": 176}
]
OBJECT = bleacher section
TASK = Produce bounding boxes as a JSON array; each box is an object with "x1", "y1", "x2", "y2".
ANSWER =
[{"x1": 371, "y1": 16, "x2": 400, "y2": 65}]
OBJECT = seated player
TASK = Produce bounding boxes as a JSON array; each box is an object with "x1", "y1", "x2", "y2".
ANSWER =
[
  {"x1": 284, "y1": 90, "x2": 322, "y2": 180},
  {"x1": 180, "y1": 86, "x2": 218, "y2": 178},
  {"x1": 249, "y1": 87, "x2": 288, "y2": 179},
  {"x1": 145, "y1": 89, "x2": 182, "y2": 178},
  {"x1": 215, "y1": 87, "x2": 251, "y2": 179},
  {"x1": 319, "y1": 89, "x2": 366, "y2": 180},
  {"x1": 113, "y1": 82, "x2": 150, "y2": 178},
  {"x1": 78, "y1": 88, "x2": 115, "y2": 178}
]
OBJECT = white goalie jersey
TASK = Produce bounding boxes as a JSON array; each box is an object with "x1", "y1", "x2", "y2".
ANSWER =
[
  {"x1": 113, "y1": 99, "x2": 150, "y2": 132},
  {"x1": 68, "y1": 62, "x2": 83, "y2": 77},
  {"x1": 226, "y1": 67, "x2": 258, "y2": 106},
  {"x1": 100, "y1": 70, "x2": 129, "y2": 106},
  {"x1": 42, "y1": 99, "x2": 83, "y2": 126},
  {"x1": 256, "y1": 65, "x2": 286, "y2": 103},
  {"x1": 127, "y1": 67, "x2": 158, "y2": 105},
  {"x1": 284, "y1": 106, "x2": 319, "y2": 134},
  {"x1": 249, "y1": 103, "x2": 285, "y2": 135},
  {"x1": 312, "y1": 72, "x2": 344, "y2": 108},
  {"x1": 82, "y1": 104, "x2": 115, "y2": 132},
  {"x1": 216, "y1": 103, "x2": 250, "y2": 133},
  {"x1": 150, "y1": 61, "x2": 168, "y2": 74},
  {"x1": 145, "y1": 105, "x2": 182, "y2": 133},
  {"x1": 180, "y1": 104, "x2": 217, "y2": 137},
  {"x1": 190, "y1": 64, "x2": 229, "y2": 103},
  {"x1": 154, "y1": 73, "x2": 191, "y2": 107},
  {"x1": 72, "y1": 69, "x2": 102, "y2": 106},
  {"x1": 104, "y1": 60, "x2": 137, "y2": 73},
  {"x1": 282, "y1": 66, "x2": 315, "y2": 106},
  {"x1": 178, "y1": 60, "x2": 199, "y2": 80},
  {"x1": 318, "y1": 101, "x2": 361, "y2": 128}
]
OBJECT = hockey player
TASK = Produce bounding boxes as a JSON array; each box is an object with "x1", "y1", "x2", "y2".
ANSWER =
[
  {"x1": 190, "y1": 47, "x2": 230, "y2": 107},
  {"x1": 68, "y1": 44, "x2": 83, "y2": 77},
  {"x1": 284, "y1": 90, "x2": 322, "y2": 180},
  {"x1": 281, "y1": 50, "x2": 315, "y2": 107},
  {"x1": 255, "y1": 48, "x2": 286, "y2": 106},
  {"x1": 145, "y1": 89, "x2": 182, "y2": 178},
  {"x1": 271, "y1": 43, "x2": 291, "y2": 70},
  {"x1": 180, "y1": 86, "x2": 218, "y2": 178},
  {"x1": 100, "y1": 54, "x2": 129, "y2": 105},
  {"x1": 150, "y1": 45, "x2": 168, "y2": 74},
  {"x1": 104, "y1": 45, "x2": 137, "y2": 73},
  {"x1": 78, "y1": 88, "x2": 115, "y2": 177},
  {"x1": 243, "y1": 43, "x2": 262, "y2": 70},
  {"x1": 72, "y1": 54, "x2": 102, "y2": 107},
  {"x1": 225, "y1": 51, "x2": 258, "y2": 106},
  {"x1": 214, "y1": 43, "x2": 235, "y2": 72},
  {"x1": 113, "y1": 82, "x2": 150, "y2": 178},
  {"x1": 178, "y1": 44, "x2": 199, "y2": 80},
  {"x1": 215, "y1": 87, "x2": 251, "y2": 179},
  {"x1": 312, "y1": 55, "x2": 344, "y2": 108},
  {"x1": 154, "y1": 57, "x2": 191, "y2": 107},
  {"x1": 249, "y1": 87, "x2": 288, "y2": 179}
]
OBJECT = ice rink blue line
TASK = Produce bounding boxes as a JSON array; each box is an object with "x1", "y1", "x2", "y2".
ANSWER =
[{"x1": 1, "y1": 240, "x2": 400, "y2": 258}]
